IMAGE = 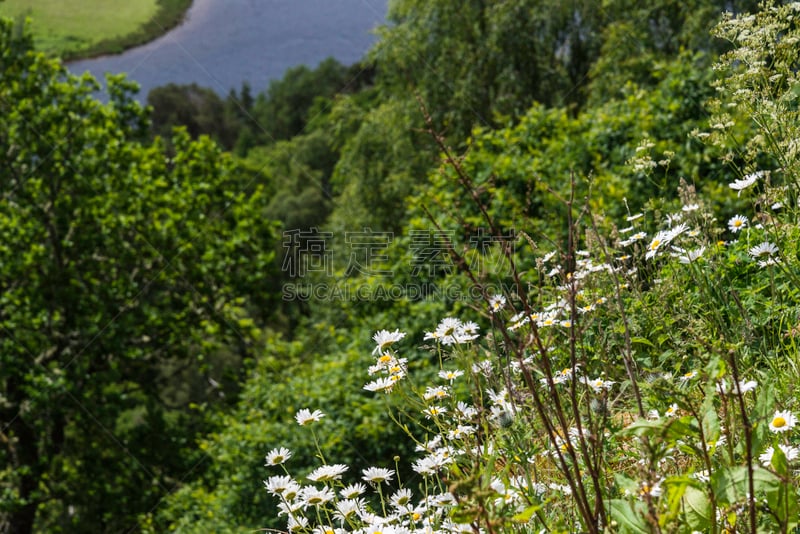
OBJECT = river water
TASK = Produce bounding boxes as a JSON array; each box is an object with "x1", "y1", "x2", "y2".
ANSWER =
[{"x1": 68, "y1": 0, "x2": 389, "y2": 100}]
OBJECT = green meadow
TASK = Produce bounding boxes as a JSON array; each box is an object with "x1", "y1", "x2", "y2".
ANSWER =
[{"x1": 0, "y1": 0, "x2": 191, "y2": 58}]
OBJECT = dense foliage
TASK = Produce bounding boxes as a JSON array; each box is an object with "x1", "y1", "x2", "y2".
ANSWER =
[
  {"x1": 0, "y1": 21, "x2": 277, "y2": 532},
  {"x1": 3, "y1": 0, "x2": 796, "y2": 532}
]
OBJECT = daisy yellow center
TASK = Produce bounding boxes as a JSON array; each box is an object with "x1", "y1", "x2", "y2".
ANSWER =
[
  {"x1": 379, "y1": 355, "x2": 392, "y2": 364},
  {"x1": 325, "y1": 530, "x2": 334, "y2": 534},
  {"x1": 650, "y1": 240, "x2": 661, "y2": 250},
  {"x1": 733, "y1": 220, "x2": 742, "y2": 227},
  {"x1": 412, "y1": 513, "x2": 421, "y2": 521},
  {"x1": 773, "y1": 416, "x2": 787, "y2": 428},
  {"x1": 273, "y1": 455, "x2": 283, "y2": 463}
]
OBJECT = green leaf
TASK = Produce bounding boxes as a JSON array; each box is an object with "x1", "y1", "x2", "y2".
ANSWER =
[
  {"x1": 682, "y1": 485, "x2": 712, "y2": 530},
  {"x1": 631, "y1": 336, "x2": 655, "y2": 347},
  {"x1": 621, "y1": 415, "x2": 696, "y2": 443},
  {"x1": 609, "y1": 499, "x2": 650, "y2": 534},
  {"x1": 512, "y1": 504, "x2": 542, "y2": 523},
  {"x1": 712, "y1": 466, "x2": 779, "y2": 506}
]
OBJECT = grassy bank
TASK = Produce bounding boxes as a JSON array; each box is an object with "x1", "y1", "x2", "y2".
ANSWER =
[{"x1": 0, "y1": 0, "x2": 193, "y2": 59}]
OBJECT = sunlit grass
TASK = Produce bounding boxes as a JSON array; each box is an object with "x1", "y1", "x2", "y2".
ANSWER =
[{"x1": 0, "y1": 0, "x2": 191, "y2": 59}]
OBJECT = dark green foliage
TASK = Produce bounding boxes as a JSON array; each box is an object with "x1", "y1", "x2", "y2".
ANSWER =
[
  {"x1": 0, "y1": 19, "x2": 278, "y2": 532},
  {"x1": 145, "y1": 334, "x2": 421, "y2": 533},
  {"x1": 147, "y1": 83, "x2": 241, "y2": 149}
]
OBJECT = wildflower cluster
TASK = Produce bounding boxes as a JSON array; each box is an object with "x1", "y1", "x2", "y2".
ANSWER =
[
  {"x1": 263, "y1": 409, "x2": 475, "y2": 533},
  {"x1": 258, "y1": 5, "x2": 800, "y2": 532}
]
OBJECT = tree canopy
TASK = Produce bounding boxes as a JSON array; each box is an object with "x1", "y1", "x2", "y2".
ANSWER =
[{"x1": 0, "y1": 19, "x2": 278, "y2": 532}]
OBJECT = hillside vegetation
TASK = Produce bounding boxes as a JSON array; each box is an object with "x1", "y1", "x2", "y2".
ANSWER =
[{"x1": 8, "y1": 0, "x2": 800, "y2": 532}]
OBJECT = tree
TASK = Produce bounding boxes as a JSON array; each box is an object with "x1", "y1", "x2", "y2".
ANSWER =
[
  {"x1": 0, "y1": 19, "x2": 277, "y2": 532},
  {"x1": 147, "y1": 83, "x2": 240, "y2": 149}
]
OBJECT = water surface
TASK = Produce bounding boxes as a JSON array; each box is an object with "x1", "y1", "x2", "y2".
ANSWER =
[{"x1": 68, "y1": 0, "x2": 388, "y2": 100}]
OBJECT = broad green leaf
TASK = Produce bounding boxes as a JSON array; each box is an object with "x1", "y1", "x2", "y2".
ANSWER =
[{"x1": 609, "y1": 499, "x2": 650, "y2": 534}]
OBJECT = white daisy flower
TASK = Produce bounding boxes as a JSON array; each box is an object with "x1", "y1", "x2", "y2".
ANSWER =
[
  {"x1": 678, "y1": 370, "x2": 697, "y2": 382},
  {"x1": 585, "y1": 377, "x2": 614, "y2": 393},
  {"x1": 728, "y1": 214, "x2": 748, "y2": 233},
  {"x1": 717, "y1": 379, "x2": 758, "y2": 395},
  {"x1": 390, "y1": 488, "x2": 413, "y2": 508},
  {"x1": 333, "y1": 498, "x2": 364, "y2": 523},
  {"x1": 448, "y1": 424, "x2": 476, "y2": 440},
  {"x1": 749, "y1": 241, "x2": 779, "y2": 260},
  {"x1": 263, "y1": 475, "x2": 298, "y2": 497},
  {"x1": 423, "y1": 385, "x2": 450, "y2": 400},
  {"x1": 455, "y1": 400, "x2": 478, "y2": 419},
  {"x1": 508, "y1": 312, "x2": 530, "y2": 331},
  {"x1": 307, "y1": 464, "x2": 349, "y2": 482},
  {"x1": 736, "y1": 380, "x2": 758, "y2": 393},
  {"x1": 427, "y1": 317, "x2": 479, "y2": 345},
  {"x1": 295, "y1": 408, "x2": 325, "y2": 426},
  {"x1": 423, "y1": 405, "x2": 447, "y2": 419},
  {"x1": 362, "y1": 466, "x2": 395, "y2": 484},
  {"x1": 265, "y1": 447, "x2": 293, "y2": 466},
  {"x1": 537, "y1": 312, "x2": 559, "y2": 328},
  {"x1": 339, "y1": 483, "x2": 366, "y2": 499},
  {"x1": 301, "y1": 486, "x2": 335, "y2": 507},
  {"x1": 759, "y1": 444, "x2": 800, "y2": 467},
  {"x1": 287, "y1": 515, "x2": 309, "y2": 531},
  {"x1": 666, "y1": 213, "x2": 683, "y2": 226},
  {"x1": 769, "y1": 410, "x2": 797, "y2": 433},
  {"x1": 460, "y1": 321, "x2": 480, "y2": 339},
  {"x1": 363, "y1": 377, "x2": 395, "y2": 393},
  {"x1": 372, "y1": 329, "x2": 406, "y2": 354},
  {"x1": 645, "y1": 230, "x2": 671, "y2": 260},
  {"x1": 676, "y1": 246, "x2": 705, "y2": 264},
  {"x1": 729, "y1": 171, "x2": 764, "y2": 195},
  {"x1": 438, "y1": 369, "x2": 464, "y2": 382},
  {"x1": 639, "y1": 480, "x2": 663, "y2": 498},
  {"x1": 488, "y1": 294, "x2": 506, "y2": 313}
]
